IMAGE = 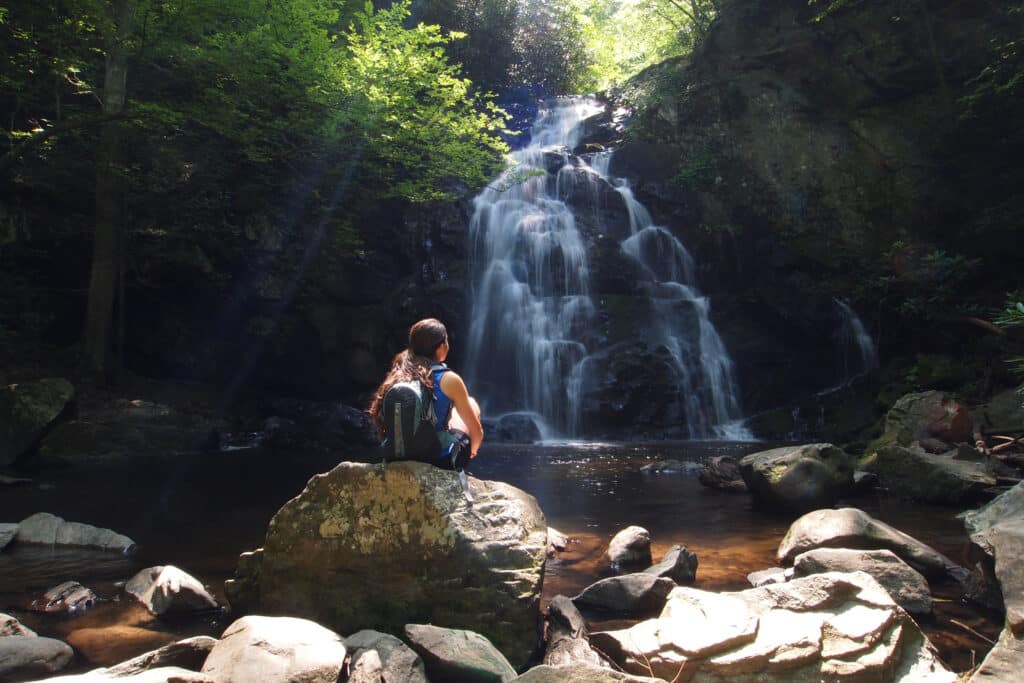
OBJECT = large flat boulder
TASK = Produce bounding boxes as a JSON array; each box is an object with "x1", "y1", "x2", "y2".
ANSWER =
[
  {"x1": 590, "y1": 572, "x2": 955, "y2": 682},
  {"x1": 776, "y1": 507, "x2": 965, "y2": 580},
  {"x1": 871, "y1": 443, "x2": 996, "y2": 505},
  {"x1": 0, "y1": 378, "x2": 74, "y2": 465},
  {"x1": 225, "y1": 461, "x2": 547, "y2": 667},
  {"x1": 738, "y1": 443, "x2": 855, "y2": 512},
  {"x1": 404, "y1": 623, "x2": 516, "y2": 683},
  {"x1": 200, "y1": 616, "x2": 345, "y2": 683}
]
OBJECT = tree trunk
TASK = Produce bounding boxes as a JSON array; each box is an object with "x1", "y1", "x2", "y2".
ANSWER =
[{"x1": 83, "y1": 0, "x2": 133, "y2": 378}]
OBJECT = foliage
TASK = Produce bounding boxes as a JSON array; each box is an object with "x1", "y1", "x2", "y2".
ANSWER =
[{"x1": 996, "y1": 295, "x2": 1024, "y2": 392}]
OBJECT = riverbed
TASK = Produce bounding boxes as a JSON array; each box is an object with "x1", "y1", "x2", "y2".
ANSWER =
[{"x1": 0, "y1": 441, "x2": 1001, "y2": 675}]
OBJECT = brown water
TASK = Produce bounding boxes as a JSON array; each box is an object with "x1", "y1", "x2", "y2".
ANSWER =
[{"x1": 0, "y1": 441, "x2": 1001, "y2": 675}]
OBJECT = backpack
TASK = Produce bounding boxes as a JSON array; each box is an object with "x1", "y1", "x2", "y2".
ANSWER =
[{"x1": 379, "y1": 364, "x2": 446, "y2": 462}]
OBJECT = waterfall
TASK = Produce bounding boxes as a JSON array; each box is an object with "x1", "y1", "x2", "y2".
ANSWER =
[
  {"x1": 465, "y1": 97, "x2": 748, "y2": 439},
  {"x1": 832, "y1": 298, "x2": 879, "y2": 385}
]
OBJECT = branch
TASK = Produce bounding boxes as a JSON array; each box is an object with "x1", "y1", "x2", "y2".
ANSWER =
[{"x1": 0, "y1": 113, "x2": 128, "y2": 175}]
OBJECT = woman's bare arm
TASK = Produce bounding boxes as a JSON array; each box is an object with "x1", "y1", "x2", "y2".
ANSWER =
[{"x1": 440, "y1": 371, "x2": 484, "y2": 457}]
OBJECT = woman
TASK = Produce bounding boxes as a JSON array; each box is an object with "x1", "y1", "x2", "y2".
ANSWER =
[{"x1": 368, "y1": 318, "x2": 483, "y2": 466}]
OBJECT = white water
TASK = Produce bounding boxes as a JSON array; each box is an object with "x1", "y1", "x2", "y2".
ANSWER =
[
  {"x1": 833, "y1": 298, "x2": 879, "y2": 385},
  {"x1": 465, "y1": 97, "x2": 749, "y2": 439}
]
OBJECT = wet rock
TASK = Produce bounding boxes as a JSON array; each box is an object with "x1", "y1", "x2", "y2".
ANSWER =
[
  {"x1": 0, "y1": 524, "x2": 15, "y2": 551},
  {"x1": 607, "y1": 526, "x2": 652, "y2": 570},
  {"x1": 227, "y1": 461, "x2": 546, "y2": 667},
  {"x1": 514, "y1": 664, "x2": 663, "y2": 682},
  {"x1": 777, "y1": 507, "x2": 965, "y2": 581},
  {"x1": 344, "y1": 630, "x2": 427, "y2": 683},
  {"x1": 126, "y1": 565, "x2": 218, "y2": 616},
  {"x1": 487, "y1": 413, "x2": 543, "y2": 444},
  {"x1": 201, "y1": 616, "x2": 346, "y2": 683},
  {"x1": 543, "y1": 596, "x2": 608, "y2": 669},
  {"x1": 404, "y1": 623, "x2": 516, "y2": 683},
  {"x1": 572, "y1": 574, "x2": 675, "y2": 617},
  {"x1": 105, "y1": 636, "x2": 218, "y2": 676},
  {"x1": 641, "y1": 459, "x2": 703, "y2": 475},
  {"x1": 547, "y1": 527, "x2": 569, "y2": 555},
  {"x1": 747, "y1": 567, "x2": 790, "y2": 587},
  {"x1": 698, "y1": 455, "x2": 747, "y2": 493},
  {"x1": 591, "y1": 572, "x2": 955, "y2": 682},
  {"x1": 962, "y1": 482, "x2": 1024, "y2": 633},
  {"x1": 871, "y1": 443, "x2": 997, "y2": 505},
  {"x1": 0, "y1": 613, "x2": 35, "y2": 637},
  {"x1": 0, "y1": 635, "x2": 74, "y2": 680},
  {"x1": 739, "y1": 443, "x2": 855, "y2": 512},
  {"x1": 792, "y1": 548, "x2": 932, "y2": 615},
  {"x1": 643, "y1": 545, "x2": 698, "y2": 585},
  {"x1": 970, "y1": 627, "x2": 1024, "y2": 682},
  {"x1": 16, "y1": 512, "x2": 136, "y2": 553},
  {"x1": 0, "y1": 378, "x2": 74, "y2": 465},
  {"x1": 30, "y1": 581, "x2": 98, "y2": 614}
]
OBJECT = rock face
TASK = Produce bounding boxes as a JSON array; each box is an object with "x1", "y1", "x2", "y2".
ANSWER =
[
  {"x1": 590, "y1": 572, "x2": 955, "y2": 682},
  {"x1": 404, "y1": 624, "x2": 517, "y2": 683},
  {"x1": 201, "y1": 616, "x2": 345, "y2": 683},
  {"x1": 738, "y1": 443, "x2": 855, "y2": 512},
  {"x1": 126, "y1": 566, "x2": 219, "y2": 616},
  {"x1": 15, "y1": 512, "x2": 136, "y2": 553},
  {"x1": 871, "y1": 443, "x2": 996, "y2": 505},
  {"x1": 0, "y1": 378, "x2": 74, "y2": 465},
  {"x1": 226, "y1": 461, "x2": 547, "y2": 667},
  {"x1": 607, "y1": 526, "x2": 652, "y2": 570},
  {"x1": 777, "y1": 508, "x2": 964, "y2": 580},
  {"x1": 644, "y1": 545, "x2": 698, "y2": 584},
  {"x1": 792, "y1": 548, "x2": 932, "y2": 615},
  {"x1": 0, "y1": 635, "x2": 74, "y2": 681},
  {"x1": 963, "y1": 482, "x2": 1024, "y2": 634}
]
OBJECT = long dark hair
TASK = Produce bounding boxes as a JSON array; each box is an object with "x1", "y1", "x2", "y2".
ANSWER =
[{"x1": 367, "y1": 318, "x2": 448, "y2": 435}]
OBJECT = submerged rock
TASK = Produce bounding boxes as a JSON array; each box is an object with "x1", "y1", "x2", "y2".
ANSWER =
[
  {"x1": 607, "y1": 526, "x2": 652, "y2": 570},
  {"x1": 404, "y1": 623, "x2": 517, "y2": 683},
  {"x1": 777, "y1": 507, "x2": 966, "y2": 581},
  {"x1": 15, "y1": 512, "x2": 136, "y2": 553},
  {"x1": 201, "y1": 616, "x2": 345, "y2": 683},
  {"x1": 29, "y1": 581, "x2": 98, "y2": 614},
  {"x1": 739, "y1": 443, "x2": 855, "y2": 512},
  {"x1": 0, "y1": 378, "x2": 74, "y2": 465},
  {"x1": 126, "y1": 565, "x2": 218, "y2": 616},
  {"x1": 590, "y1": 572, "x2": 954, "y2": 682},
  {"x1": 226, "y1": 460, "x2": 546, "y2": 667},
  {"x1": 792, "y1": 548, "x2": 932, "y2": 615}
]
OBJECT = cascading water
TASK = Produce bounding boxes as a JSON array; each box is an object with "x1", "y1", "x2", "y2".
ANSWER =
[
  {"x1": 465, "y1": 97, "x2": 748, "y2": 439},
  {"x1": 832, "y1": 298, "x2": 879, "y2": 386}
]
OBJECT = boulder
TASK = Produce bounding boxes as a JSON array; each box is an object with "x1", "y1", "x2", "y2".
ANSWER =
[
  {"x1": 105, "y1": 636, "x2": 218, "y2": 676},
  {"x1": 547, "y1": 527, "x2": 569, "y2": 555},
  {"x1": 643, "y1": 545, "x2": 698, "y2": 585},
  {"x1": 0, "y1": 525, "x2": 15, "y2": 552},
  {"x1": 344, "y1": 630, "x2": 427, "y2": 683},
  {"x1": 698, "y1": 456, "x2": 747, "y2": 493},
  {"x1": 514, "y1": 664, "x2": 664, "y2": 682},
  {"x1": 0, "y1": 378, "x2": 74, "y2": 465},
  {"x1": 871, "y1": 443, "x2": 996, "y2": 505},
  {"x1": 226, "y1": 461, "x2": 546, "y2": 668},
  {"x1": 543, "y1": 596, "x2": 607, "y2": 669},
  {"x1": 970, "y1": 627, "x2": 1024, "y2": 682},
  {"x1": 0, "y1": 635, "x2": 74, "y2": 681},
  {"x1": 29, "y1": 581, "x2": 98, "y2": 614},
  {"x1": 873, "y1": 391, "x2": 973, "y2": 447},
  {"x1": 404, "y1": 624, "x2": 517, "y2": 683},
  {"x1": 607, "y1": 526, "x2": 652, "y2": 570},
  {"x1": 738, "y1": 443, "x2": 855, "y2": 512},
  {"x1": 487, "y1": 413, "x2": 543, "y2": 444},
  {"x1": 777, "y1": 507, "x2": 966, "y2": 580},
  {"x1": 792, "y1": 548, "x2": 932, "y2": 615},
  {"x1": 16, "y1": 512, "x2": 136, "y2": 553},
  {"x1": 40, "y1": 667, "x2": 217, "y2": 682},
  {"x1": 223, "y1": 549, "x2": 261, "y2": 611},
  {"x1": 962, "y1": 486, "x2": 1024, "y2": 633},
  {"x1": 125, "y1": 566, "x2": 218, "y2": 616},
  {"x1": 0, "y1": 613, "x2": 35, "y2": 637},
  {"x1": 590, "y1": 572, "x2": 955, "y2": 682},
  {"x1": 572, "y1": 574, "x2": 675, "y2": 617},
  {"x1": 746, "y1": 567, "x2": 790, "y2": 588},
  {"x1": 201, "y1": 616, "x2": 345, "y2": 683},
  {"x1": 972, "y1": 389, "x2": 1024, "y2": 432}
]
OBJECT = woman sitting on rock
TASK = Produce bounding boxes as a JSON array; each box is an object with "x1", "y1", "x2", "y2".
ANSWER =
[{"x1": 368, "y1": 318, "x2": 483, "y2": 468}]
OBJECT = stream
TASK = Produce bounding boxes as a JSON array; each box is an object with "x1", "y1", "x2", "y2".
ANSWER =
[{"x1": 0, "y1": 441, "x2": 1001, "y2": 675}]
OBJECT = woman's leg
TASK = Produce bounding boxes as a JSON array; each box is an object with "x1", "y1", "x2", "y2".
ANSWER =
[{"x1": 449, "y1": 396, "x2": 480, "y2": 433}]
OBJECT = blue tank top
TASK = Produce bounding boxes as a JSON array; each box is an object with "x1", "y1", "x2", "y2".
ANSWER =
[{"x1": 431, "y1": 364, "x2": 453, "y2": 430}]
